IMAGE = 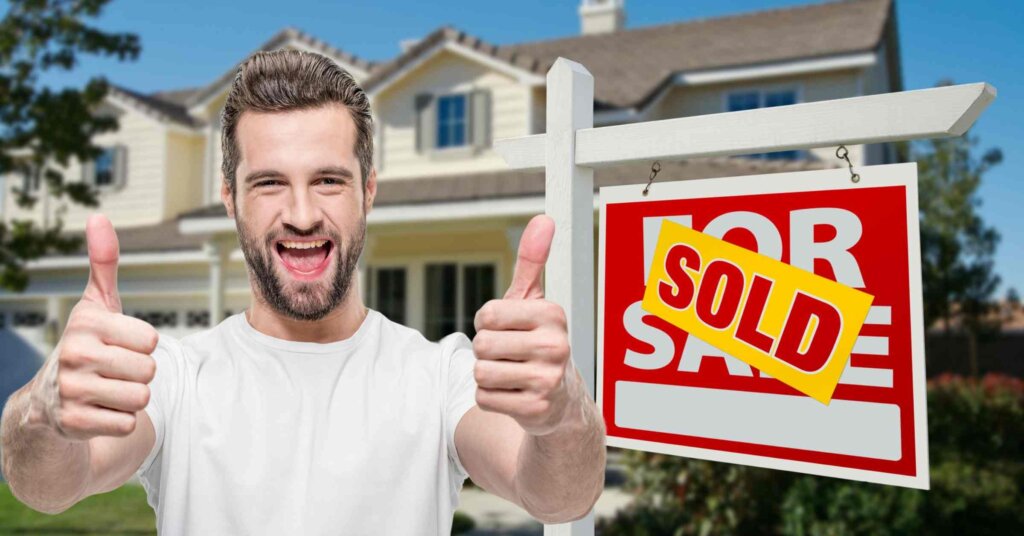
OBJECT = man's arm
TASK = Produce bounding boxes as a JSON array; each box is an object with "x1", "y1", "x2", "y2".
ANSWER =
[
  {"x1": 454, "y1": 215, "x2": 606, "y2": 523},
  {"x1": 454, "y1": 367, "x2": 605, "y2": 523},
  {"x1": 1, "y1": 384, "x2": 156, "y2": 513},
  {"x1": 0, "y1": 214, "x2": 160, "y2": 513}
]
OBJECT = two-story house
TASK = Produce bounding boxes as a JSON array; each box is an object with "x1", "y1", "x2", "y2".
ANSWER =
[{"x1": 0, "y1": 0, "x2": 901, "y2": 372}]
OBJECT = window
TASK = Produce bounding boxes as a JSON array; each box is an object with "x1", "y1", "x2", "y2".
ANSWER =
[
  {"x1": 727, "y1": 88, "x2": 800, "y2": 160},
  {"x1": 424, "y1": 262, "x2": 496, "y2": 341},
  {"x1": 12, "y1": 311, "x2": 46, "y2": 327},
  {"x1": 20, "y1": 167, "x2": 40, "y2": 193},
  {"x1": 131, "y1": 310, "x2": 178, "y2": 328},
  {"x1": 372, "y1": 267, "x2": 407, "y2": 324},
  {"x1": 436, "y1": 94, "x2": 468, "y2": 149},
  {"x1": 186, "y1": 310, "x2": 210, "y2": 328},
  {"x1": 85, "y1": 145, "x2": 126, "y2": 189},
  {"x1": 94, "y1": 148, "x2": 116, "y2": 187}
]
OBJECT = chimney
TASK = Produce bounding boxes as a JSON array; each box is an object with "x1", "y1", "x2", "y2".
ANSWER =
[{"x1": 579, "y1": 0, "x2": 625, "y2": 35}]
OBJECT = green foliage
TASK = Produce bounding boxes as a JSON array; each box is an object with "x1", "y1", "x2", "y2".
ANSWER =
[
  {"x1": 0, "y1": 482, "x2": 155, "y2": 534},
  {"x1": 451, "y1": 510, "x2": 476, "y2": 534},
  {"x1": 0, "y1": 0, "x2": 140, "y2": 291},
  {"x1": 601, "y1": 375, "x2": 1024, "y2": 535}
]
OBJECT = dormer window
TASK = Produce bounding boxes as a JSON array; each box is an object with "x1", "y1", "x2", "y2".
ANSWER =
[
  {"x1": 414, "y1": 90, "x2": 491, "y2": 155},
  {"x1": 436, "y1": 94, "x2": 468, "y2": 148},
  {"x1": 83, "y1": 145, "x2": 127, "y2": 190}
]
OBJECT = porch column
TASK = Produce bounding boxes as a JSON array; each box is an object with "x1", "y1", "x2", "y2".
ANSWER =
[
  {"x1": 44, "y1": 295, "x2": 69, "y2": 349},
  {"x1": 357, "y1": 235, "x2": 377, "y2": 304},
  {"x1": 205, "y1": 240, "x2": 226, "y2": 325}
]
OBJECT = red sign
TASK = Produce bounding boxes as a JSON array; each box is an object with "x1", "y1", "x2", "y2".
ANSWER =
[{"x1": 598, "y1": 164, "x2": 929, "y2": 489}]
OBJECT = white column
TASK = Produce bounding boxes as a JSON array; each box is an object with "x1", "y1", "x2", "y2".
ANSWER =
[
  {"x1": 358, "y1": 235, "x2": 377, "y2": 305},
  {"x1": 543, "y1": 58, "x2": 596, "y2": 536},
  {"x1": 44, "y1": 295, "x2": 68, "y2": 349},
  {"x1": 205, "y1": 240, "x2": 225, "y2": 326}
]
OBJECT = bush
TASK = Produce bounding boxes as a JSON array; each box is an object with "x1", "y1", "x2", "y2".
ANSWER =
[{"x1": 600, "y1": 374, "x2": 1023, "y2": 535}]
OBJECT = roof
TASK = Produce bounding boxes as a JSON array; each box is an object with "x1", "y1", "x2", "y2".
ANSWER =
[
  {"x1": 183, "y1": 27, "x2": 379, "y2": 110},
  {"x1": 107, "y1": 85, "x2": 203, "y2": 128},
  {"x1": 179, "y1": 157, "x2": 826, "y2": 221},
  {"x1": 364, "y1": 0, "x2": 894, "y2": 108}
]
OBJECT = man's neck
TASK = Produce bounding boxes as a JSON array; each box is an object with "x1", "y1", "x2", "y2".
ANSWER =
[{"x1": 245, "y1": 290, "x2": 368, "y2": 344}]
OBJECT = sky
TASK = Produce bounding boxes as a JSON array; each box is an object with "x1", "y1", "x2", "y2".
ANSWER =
[{"x1": 16, "y1": 0, "x2": 1023, "y2": 295}]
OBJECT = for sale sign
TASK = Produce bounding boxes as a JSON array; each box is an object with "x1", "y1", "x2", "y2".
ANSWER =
[{"x1": 598, "y1": 163, "x2": 929, "y2": 488}]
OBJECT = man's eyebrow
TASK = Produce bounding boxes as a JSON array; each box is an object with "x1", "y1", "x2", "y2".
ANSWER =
[
  {"x1": 313, "y1": 166, "x2": 355, "y2": 180},
  {"x1": 243, "y1": 166, "x2": 355, "y2": 186}
]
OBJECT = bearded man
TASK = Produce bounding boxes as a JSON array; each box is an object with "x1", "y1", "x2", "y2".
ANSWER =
[{"x1": 0, "y1": 50, "x2": 606, "y2": 534}]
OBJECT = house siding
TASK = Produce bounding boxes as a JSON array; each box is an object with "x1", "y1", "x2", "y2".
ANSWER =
[{"x1": 375, "y1": 50, "x2": 531, "y2": 180}]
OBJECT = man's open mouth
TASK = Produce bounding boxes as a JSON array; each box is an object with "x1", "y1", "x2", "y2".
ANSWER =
[{"x1": 274, "y1": 238, "x2": 335, "y2": 278}]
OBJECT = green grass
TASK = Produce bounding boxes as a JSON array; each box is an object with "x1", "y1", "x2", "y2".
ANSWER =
[{"x1": 0, "y1": 483, "x2": 156, "y2": 535}]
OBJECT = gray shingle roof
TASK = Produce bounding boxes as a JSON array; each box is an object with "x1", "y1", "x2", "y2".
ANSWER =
[{"x1": 365, "y1": 0, "x2": 893, "y2": 109}]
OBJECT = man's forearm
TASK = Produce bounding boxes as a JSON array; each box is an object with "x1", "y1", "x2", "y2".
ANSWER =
[
  {"x1": 1, "y1": 380, "x2": 92, "y2": 514},
  {"x1": 513, "y1": 367, "x2": 607, "y2": 524}
]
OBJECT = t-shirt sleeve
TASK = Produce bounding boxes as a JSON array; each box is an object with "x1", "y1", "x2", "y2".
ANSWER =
[
  {"x1": 441, "y1": 332, "x2": 478, "y2": 482},
  {"x1": 136, "y1": 334, "x2": 184, "y2": 478}
]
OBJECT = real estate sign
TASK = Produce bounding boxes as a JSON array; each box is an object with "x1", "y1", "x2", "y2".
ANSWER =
[{"x1": 598, "y1": 163, "x2": 929, "y2": 489}]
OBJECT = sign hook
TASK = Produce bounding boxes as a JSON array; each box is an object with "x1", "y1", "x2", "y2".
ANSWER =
[
  {"x1": 642, "y1": 161, "x2": 661, "y2": 196},
  {"x1": 835, "y1": 145, "x2": 861, "y2": 183}
]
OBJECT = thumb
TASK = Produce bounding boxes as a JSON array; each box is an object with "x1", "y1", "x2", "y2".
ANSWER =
[
  {"x1": 84, "y1": 214, "x2": 122, "y2": 313},
  {"x1": 505, "y1": 215, "x2": 555, "y2": 300}
]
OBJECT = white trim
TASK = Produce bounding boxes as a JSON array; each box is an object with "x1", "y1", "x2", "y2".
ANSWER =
[
  {"x1": 367, "y1": 40, "x2": 544, "y2": 98},
  {"x1": 674, "y1": 51, "x2": 876, "y2": 87},
  {"x1": 27, "y1": 250, "x2": 209, "y2": 270},
  {"x1": 496, "y1": 82, "x2": 997, "y2": 171}
]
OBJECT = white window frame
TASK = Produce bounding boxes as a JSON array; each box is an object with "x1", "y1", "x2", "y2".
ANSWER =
[
  {"x1": 722, "y1": 84, "x2": 805, "y2": 160},
  {"x1": 85, "y1": 144, "x2": 127, "y2": 192}
]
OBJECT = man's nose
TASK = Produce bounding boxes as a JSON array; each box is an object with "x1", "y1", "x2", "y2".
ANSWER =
[{"x1": 284, "y1": 188, "x2": 322, "y2": 231}]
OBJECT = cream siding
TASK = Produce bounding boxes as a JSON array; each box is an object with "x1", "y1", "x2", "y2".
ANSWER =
[
  {"x1": 165, "y1": 131, "x2": 206, "y2": 219},
  {"x1": 2, "y1": 103, "x2": 172, "y2": 231},
  {"x1": 375, "y1": 50, "x2": 531, "y2": 180}
]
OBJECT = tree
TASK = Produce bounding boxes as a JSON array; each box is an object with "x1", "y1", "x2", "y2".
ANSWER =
[
  {"x1": 916, "y1": 80, "x2": 1002, "y2": 376},
  {"x1": 0, "y1": 0, "x2": 139, "y2": 291}
]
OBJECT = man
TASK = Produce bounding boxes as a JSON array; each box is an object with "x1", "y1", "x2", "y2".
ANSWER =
[{"x1": 0, "y1": 50, "x2": 606, "y2": 534}]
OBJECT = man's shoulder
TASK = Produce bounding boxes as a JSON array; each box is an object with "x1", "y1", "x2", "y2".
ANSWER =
[{"x1": 372, "y1": 310, "x2": 472, "y2": 360}]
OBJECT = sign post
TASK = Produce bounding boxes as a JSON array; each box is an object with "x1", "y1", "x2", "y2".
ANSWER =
[{"x1": 496, "y1": 57, "x2": 994, "y2": 534}]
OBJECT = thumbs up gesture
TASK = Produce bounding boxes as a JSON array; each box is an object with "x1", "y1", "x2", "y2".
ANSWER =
[
  {"x1": 472, "y1": 215, "x2": 580, "y2": 436},
  {"x1": 24, "y1": 214, "x2": 159, "y2": 441}
]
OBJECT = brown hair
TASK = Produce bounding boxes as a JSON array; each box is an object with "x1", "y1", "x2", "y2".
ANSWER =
[{"x1": 220, "y1": 49, "x2": 374, "y2": 196}]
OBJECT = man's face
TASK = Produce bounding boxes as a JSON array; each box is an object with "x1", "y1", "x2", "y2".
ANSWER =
[{"x1": 223, "y1": 104, "x2": 375, "y2": 321}]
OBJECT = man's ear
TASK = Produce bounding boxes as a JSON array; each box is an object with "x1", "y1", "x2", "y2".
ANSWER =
[
  {"x1": 364, "y1": 166, "x2": 377, "y2": 215},
  {"x1": 221, "y1": 175, "x2": 236, "y2": 219}
]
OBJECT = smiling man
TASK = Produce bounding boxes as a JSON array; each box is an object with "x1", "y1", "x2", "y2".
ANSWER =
[{"x1": 0, "y1": 50, "x2": 606, "y2": 534}]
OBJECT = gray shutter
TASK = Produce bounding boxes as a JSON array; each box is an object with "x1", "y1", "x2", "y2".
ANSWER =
[
  {"x1": 81, "y1": 159, "x2": 94, "y2": 186},
  {"x1": 469, "y1": 89, "x2": 491, "y2": 148},
  {"x1": 114, "y1": 145, "x2": 128, "y2": 189},
  {"x1": 414, "y1": 93, "x2": 435, "y2": 152}
]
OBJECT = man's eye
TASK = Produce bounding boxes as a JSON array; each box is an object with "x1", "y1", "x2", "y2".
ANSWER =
[
  {"x1": 256, "y1": 180, "x2": 282, "y2": 188},
  {"x1": 319, "y1": 177, "x2": 341, "y2": 185}
]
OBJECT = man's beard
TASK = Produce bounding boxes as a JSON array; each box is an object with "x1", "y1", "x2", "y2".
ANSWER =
[{"x1": 236, "y1": 215, "x2": 365, "y2": 322}]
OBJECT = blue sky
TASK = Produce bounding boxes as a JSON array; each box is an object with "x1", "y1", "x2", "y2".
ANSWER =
[{"x1": 23, "y1": 0, "x2": 1023, "y2": 295}]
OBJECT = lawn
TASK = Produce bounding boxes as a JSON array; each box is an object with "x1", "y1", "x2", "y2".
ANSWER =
[{"x1": 0, "y1": 483, "x2": 156, "y2": 535}]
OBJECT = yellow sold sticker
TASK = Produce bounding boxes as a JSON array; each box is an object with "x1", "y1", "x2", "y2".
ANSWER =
[{"x1": 642, "y1": 220, "x2": 874, "y2": 404}]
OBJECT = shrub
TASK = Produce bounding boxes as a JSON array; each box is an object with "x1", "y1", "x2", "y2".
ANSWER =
[{"x1": 600, "y1": 374, "x2": 1023, "y2": 535}]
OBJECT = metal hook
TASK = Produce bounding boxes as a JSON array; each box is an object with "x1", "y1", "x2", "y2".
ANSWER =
[
  {"x1": 835, "y1": 145, "x2": 861, "y2": 183},
  {"x1": 642, "y1": 161, "x2": 661, "y2": 196}
]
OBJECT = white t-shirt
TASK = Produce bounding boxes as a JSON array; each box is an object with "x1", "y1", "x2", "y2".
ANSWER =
[{"x1": 135, "y1": 309, "x2": 480, "y2": 535}]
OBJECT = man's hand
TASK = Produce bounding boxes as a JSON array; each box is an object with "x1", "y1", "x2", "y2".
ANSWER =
[
  {"x1": 23, "y1": 214, "x2": 159, "y2": 441},
  {"x1": 472, "y1": 215, "x2": 581, "y2": 436}
]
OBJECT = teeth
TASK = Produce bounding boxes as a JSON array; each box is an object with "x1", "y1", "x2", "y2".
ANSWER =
[{"x1": 280, "y1": 240, "x2": 327, "y2": 250}]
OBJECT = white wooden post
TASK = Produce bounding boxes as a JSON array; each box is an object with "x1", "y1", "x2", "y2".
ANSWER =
[{"x1": 543, "y1": 58, "x2": 596, "y2": 536}]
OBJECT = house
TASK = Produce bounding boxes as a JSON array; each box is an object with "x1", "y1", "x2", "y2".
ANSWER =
[{"x1": 0, "y1": 0, "x2": 902, "y2": 371}]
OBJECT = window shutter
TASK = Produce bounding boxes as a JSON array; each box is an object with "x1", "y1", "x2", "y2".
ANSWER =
[
  {"x1": 81, "y1": 159, "x2": 95, "y2": 185},
  {"x1": 414, "y1": 93, "x2": 435, "y2": 152},
  {"x1": 469, "y1": 89, "x2": 491, "y2": 149},
  {"x1": 114, "y1": 145, "x2": 128, "y2": 189}
]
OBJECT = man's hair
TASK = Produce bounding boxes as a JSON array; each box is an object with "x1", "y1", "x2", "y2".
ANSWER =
[{"x1": 220, "y1": 49, "x2": 374, "y2": 196}]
